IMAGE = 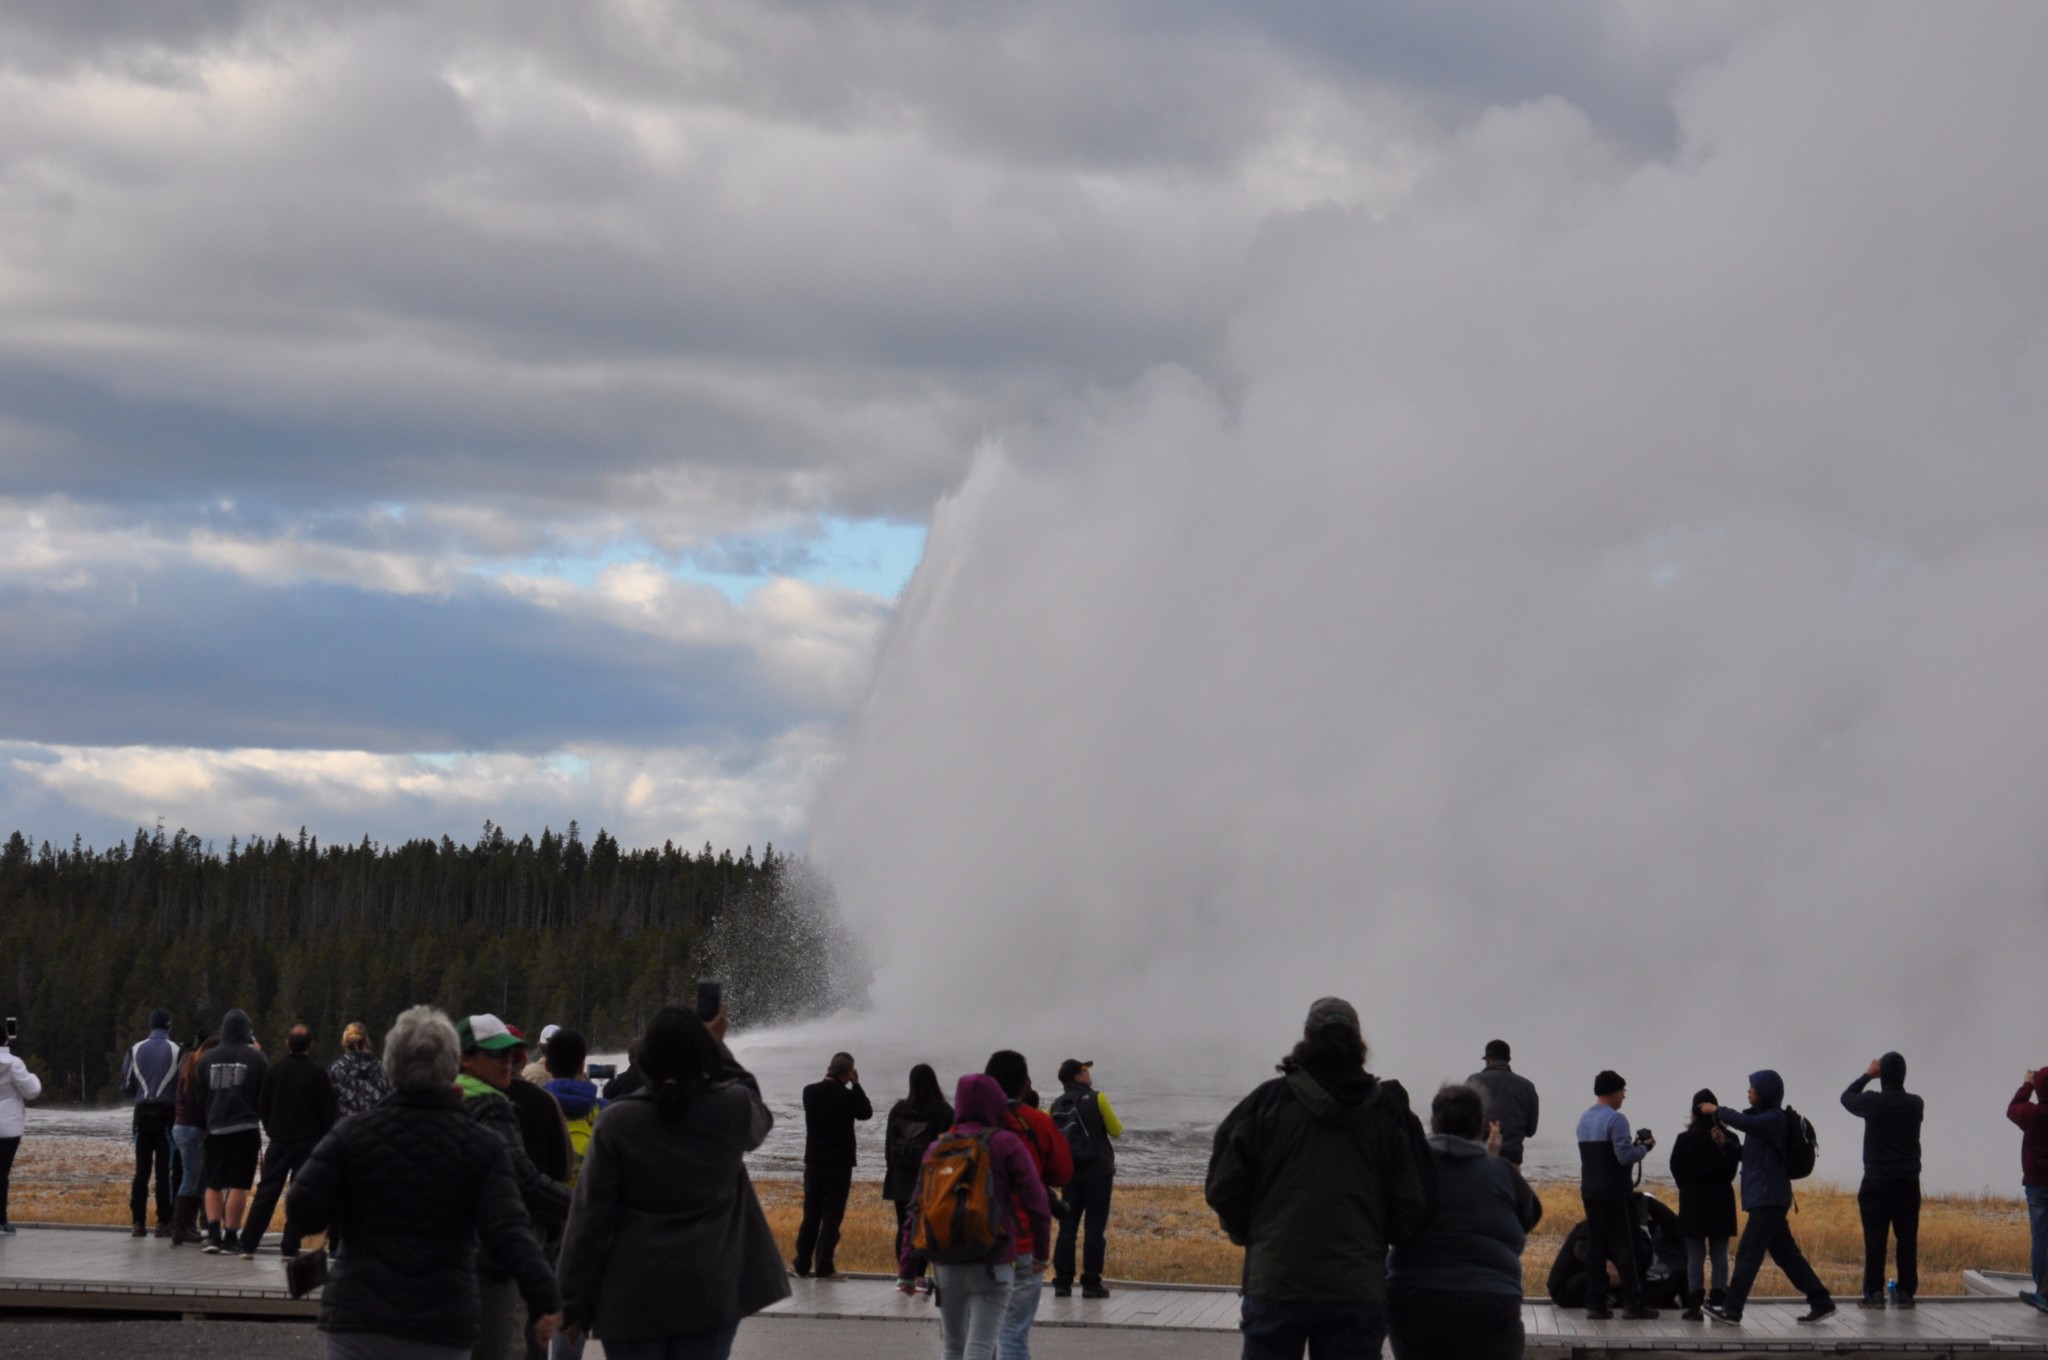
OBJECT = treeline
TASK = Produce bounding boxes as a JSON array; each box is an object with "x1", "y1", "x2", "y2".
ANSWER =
[{"x1": 0, "y1": 821, "x2": 866, "y2": 1102}]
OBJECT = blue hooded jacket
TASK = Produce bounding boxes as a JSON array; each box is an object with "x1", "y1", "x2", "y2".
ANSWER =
[{"x1": 1713, "y1": 1070, "x2": 1791, "y2": 1210}]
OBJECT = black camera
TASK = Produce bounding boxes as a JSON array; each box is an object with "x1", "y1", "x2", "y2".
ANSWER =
[{"x1": 1633, "y1": 1126, "x2": 1654, "y2": 1146}]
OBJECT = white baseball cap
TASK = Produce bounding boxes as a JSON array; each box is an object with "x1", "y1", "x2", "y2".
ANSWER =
[{"x1": 539, "y1": 1024, "x2": 561, "y2": 1046}]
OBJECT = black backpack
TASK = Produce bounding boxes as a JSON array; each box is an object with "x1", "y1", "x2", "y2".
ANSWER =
[
  {"x1": 1050, "y1": 1091, "x2": 1098, "y2": 1164},
  {"x1": 1782, "y1": 1104, "x2": 1818, "y2": 1179}
]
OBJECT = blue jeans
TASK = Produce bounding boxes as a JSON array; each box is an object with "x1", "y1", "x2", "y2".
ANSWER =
[
  {"x1": 1000, "y1": 1255, "x2": 1042, "y2": 1358},
  {"x1": 1240, "y1": 1295, "x2": 1388, "y2": 1360},
  {"x1": 600, "y1": 1323, "x2": 741, "y2": 1360},
  {"x1": 172, "y1": 1125, "x2": 208, "y2": 1197},
  {"x1": 936, "y1": 1261, "x2": 1014, "y2": 1360},
  {"x1": 2027, "y1": 1185, "x2": 2048, "y2": 1290}
]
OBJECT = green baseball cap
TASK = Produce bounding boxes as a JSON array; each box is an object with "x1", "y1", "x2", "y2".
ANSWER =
[{"x1": 457, "y1": 1014, "x2": 521, "y2": 1053}]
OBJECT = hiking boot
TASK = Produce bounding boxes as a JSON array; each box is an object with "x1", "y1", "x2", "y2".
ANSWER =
[
  {"x1": 1082, "y1": 1282, "x2": 1111, "y2": 1300},
  {"x1": 1052, "y1": 1281, "x2": 1072, "y2": 1298},
  {"x1": 1895, "y1": 1295, "x2": 1916, "y2": 1310},
  {"x1": 1584, "y1": 1307, "x2": 1613, "y2": 1321},
  {"x1": 1621, "y1": 1305, "x2": 1659, "y2": 1320},
  {"x1": 1701, "y1": 1303, "x2": 1740, "y2": 1325},
  {"x1": 131, "y1": 1222, "x2": 147, "y2": 1238},
  {"x1": 154, "y1": 1219, "x2": 172, "y2": 1238},
  {"x1": 1858, "y1": 1294, "x2": 1886, "y2": 1309},
  {"x1": 1797, "y1": 1300, "x2": 1838, "y2": 1324}
]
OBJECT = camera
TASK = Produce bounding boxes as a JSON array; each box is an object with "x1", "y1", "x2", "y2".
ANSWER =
[
  {"x1": 588, "y1": 1062, "x2": 617, "y2": 1080},
  {"x1": 3, "y1": 1016, "x2": 15, "y2": 1043},
  {"x1": 1632, "y1": 1126, "x2": 1654, "y2": 1147}
]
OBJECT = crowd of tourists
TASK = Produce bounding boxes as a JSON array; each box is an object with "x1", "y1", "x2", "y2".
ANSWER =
[{"x1": 4, "y1": 1001, "x2": 2048, "y2": 1360}]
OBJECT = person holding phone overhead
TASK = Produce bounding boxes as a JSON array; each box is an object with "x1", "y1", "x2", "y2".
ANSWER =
[{"x1": 792, "y1": 1050, "x2": 872, "y2": 1280}]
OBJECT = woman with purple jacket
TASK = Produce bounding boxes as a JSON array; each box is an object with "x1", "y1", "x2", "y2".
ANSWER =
[{"x1": 901, "y1": 1073, "x2": 1050, "y2": 1360}]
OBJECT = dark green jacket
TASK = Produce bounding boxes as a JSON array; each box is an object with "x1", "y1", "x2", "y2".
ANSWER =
[{"x1": 1205, "y1": 1062, "x2": 1429, "y2": 1303}]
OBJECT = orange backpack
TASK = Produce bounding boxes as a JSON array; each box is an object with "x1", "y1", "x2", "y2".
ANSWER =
[{"x1": 912, "y1": 1129, "x2": 1012, "y2": 1263}]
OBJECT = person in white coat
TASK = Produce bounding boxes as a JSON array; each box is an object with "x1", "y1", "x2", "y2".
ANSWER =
[{"x1": 0, "y1": 1025, "x2": 44, "y2": 1233}]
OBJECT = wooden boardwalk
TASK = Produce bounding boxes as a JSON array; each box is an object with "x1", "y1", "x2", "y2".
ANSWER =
[{"x1": 6, "y1": 1225, "x2": 2048, "y2": 1352}]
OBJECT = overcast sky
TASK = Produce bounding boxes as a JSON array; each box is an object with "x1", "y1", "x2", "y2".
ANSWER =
[{"x1": 0, "y1": 0, "x2": 1774, "y2": 852}]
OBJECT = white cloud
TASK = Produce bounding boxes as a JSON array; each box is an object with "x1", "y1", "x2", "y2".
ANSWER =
[{"x1": 6, "y1": 731, "x2": 835, "y2": 852}]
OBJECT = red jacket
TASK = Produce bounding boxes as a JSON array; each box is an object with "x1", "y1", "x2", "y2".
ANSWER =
[
  {"x1": 2009, "y1": 1071, "x2": 2048, "y2": 1186},
  {"x1": 1005, "y1": 1101, "x2": 1074, "y2": 1258}
]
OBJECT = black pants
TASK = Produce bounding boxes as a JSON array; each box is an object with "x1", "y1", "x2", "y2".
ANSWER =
[
  {"x1": 891, "y1": 1197, "x2": 930, "y2": 1278},
  {"x1": 130, "y1": 1103, "x2": 175, "y2": 1226},
  {"x1": 0, "y1": 1135, "x2": 18, "y2": 1226},
  {"x1": 1053, "y1": 1175, "x2": 1114, "y2": 1286},
  {"x1": 1387, "y1": 1289, "x2": 1524, "y2": 1360},
  {"x1": 794, "y1": 1164, "x2": 853, "y2": 1274},
  {"x1": 1580, "y1": 1194, "x2": 1639, "y2": 1310},
  {"x1": 238, "y1": 1138, "x2": 316, "y2": 1255},
  {"x1": 1859, "y1": 1175, "x2": 1920, "y2": 1300},
  {"x1": 1724, "y1": 1203, "x2": 1830, "y2": 1316}
]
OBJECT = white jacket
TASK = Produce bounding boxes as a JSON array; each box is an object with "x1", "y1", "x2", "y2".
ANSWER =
[{"x1": 0, "y1": 1044, "x2": 42, "y2": 1138}]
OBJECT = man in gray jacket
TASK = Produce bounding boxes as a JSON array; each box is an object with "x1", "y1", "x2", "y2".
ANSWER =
[{"x1": 1467, "y1": 1039, "x2": 1538, "y2": 1169}]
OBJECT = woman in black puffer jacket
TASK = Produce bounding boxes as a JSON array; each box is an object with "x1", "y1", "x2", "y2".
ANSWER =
[{"x1": 288, "y1": 1006, "x2": 561, "y2": 1359}]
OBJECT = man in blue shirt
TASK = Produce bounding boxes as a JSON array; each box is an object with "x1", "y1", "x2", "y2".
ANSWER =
[{"x1": 1575, "y1": 1070, "x2": 1657, "y2": 1320}]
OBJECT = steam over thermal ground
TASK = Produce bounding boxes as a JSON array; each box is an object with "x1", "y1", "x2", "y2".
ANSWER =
[{"x1": 813, "y1": 9, "x2": 2048, "y2": 1190}]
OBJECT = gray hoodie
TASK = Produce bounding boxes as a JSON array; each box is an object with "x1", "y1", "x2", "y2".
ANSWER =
[{"x1": 195, "y1": 1009, "x2": 269, "y2": 1136}]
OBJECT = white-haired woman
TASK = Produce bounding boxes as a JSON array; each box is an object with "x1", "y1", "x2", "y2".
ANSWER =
[{"x1": 289, "y1": 1006, "x2": 562, "y2": 1360}]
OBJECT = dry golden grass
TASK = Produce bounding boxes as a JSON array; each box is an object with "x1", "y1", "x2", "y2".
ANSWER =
[
  {"x1": 756, "y1": 1177, "x2": 2030, "y2": 1296},
  {"x1": 13, "y1": 1136, "x2": 2031, "y2": 1296}
]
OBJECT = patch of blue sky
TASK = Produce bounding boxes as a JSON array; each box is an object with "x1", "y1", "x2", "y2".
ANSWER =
[{"x1": 474, "y1": 515, "x2": 927, "y2": 603}]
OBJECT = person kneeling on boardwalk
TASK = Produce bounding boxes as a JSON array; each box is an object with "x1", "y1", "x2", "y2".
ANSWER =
[
  {"x1": 900, "y1": 1072, "x2": 1051, "y2": 1360},
  {"x1": 1699, "y1": 1073, "x2": 1837, "y2": 1326},
  {"x1": 1386, "y1": 1083, "x2": 1543, "y2": 1360},
  {"x1": 1206, "y1": 997, "x2": 1428, "y2": 1360}
]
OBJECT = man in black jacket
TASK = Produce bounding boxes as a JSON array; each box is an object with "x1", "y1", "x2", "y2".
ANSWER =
[
  {"x1": 237, "y1": 1024, "x2": 337, "y2": 1259},
  {"x1": 793, "y1": 1050, "x2": 872, "y2": 1279},
  {"x1": 1206, "y1": 997, "x2": 1428, "y2": 1359},
  {"x1": 1467, "y1": 1039, "x2": 1538, "y2": 1169},
  {"x1": 1842, "y1": 1052, "x2": 1924, "y2": 1307}
]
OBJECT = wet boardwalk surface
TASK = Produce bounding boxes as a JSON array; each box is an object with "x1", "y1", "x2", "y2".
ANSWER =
[{"x1": 6, "y1": 1226, "x2": 2048, "y2": 1353}]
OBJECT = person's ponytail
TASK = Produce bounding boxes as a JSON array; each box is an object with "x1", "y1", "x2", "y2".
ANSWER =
[
  {"x1": 656, "y1": 1075, "x2": 690, "y2": 1122},
  {"x1": 637, "y1": 1006, "x2": 722, "y2": 1125}
]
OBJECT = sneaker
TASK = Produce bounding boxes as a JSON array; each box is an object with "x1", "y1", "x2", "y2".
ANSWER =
[
  {"x1": 790, "y1": 1262, "x2": 810, "y2": 1279},
  {"x1": 1702, "y1": 1303, "x2": 1740, "y2": 1325},
  {"x1": 1621, "y1": 1305, "x2": 1659, "y2": 1320},
  {"x1": 914, "y1": 1277, "x2": 934, "y2": 1295},
  {"x1": 2021, "y1": 1290, "x2": 2048, "y2": 1313},
  {"x1": 1858, "y1": 1295, "x2": 1887, "y2": 1309},
  {"x1": 1584, "y1": 1307, "x2": 1613, "y2": 1321},
  {"x1": 131, "y1": 1224, "x2": 147, "y2": 1239},
  {"x1": 1797, "y1": 1300, "x2": 1838, "y2": 1324},
  {"x1": 1895, "y1": 1296, "x2": 1917, "y2": 1310},
  {"x1": 1680, "y1": 1304, "x2": 1702, "y2": 1321},
  {"x1": 1081, "y1": 1283, "x2": 1111, "y2": 1300},
  {"x1": 0, "y1": 1224, "x2": 15, "y2": 1235},
  {"x1": 1052, "y1": 1282, "x2": 1072, "y2": 1298},
  {"x1": 239, "y1": 1250, "x2": 255, "y2": 1261},
  {"x1": 896, "y1": 1277, "x2": 917, "y2": 1296},
  {"x1": 816, "y1": 1270, "x2": 842, "y2": 1282}
]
